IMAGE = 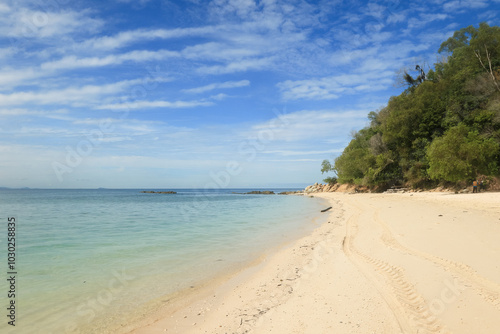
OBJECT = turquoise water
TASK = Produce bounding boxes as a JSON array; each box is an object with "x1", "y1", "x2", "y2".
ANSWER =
[{"x1": 0, "y1": 189, "x2": 327, "y2": 333}]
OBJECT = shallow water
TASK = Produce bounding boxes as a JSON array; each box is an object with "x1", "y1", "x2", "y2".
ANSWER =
[{"x1": 0, "y1": 189, "x2": 328, "y2": 333}]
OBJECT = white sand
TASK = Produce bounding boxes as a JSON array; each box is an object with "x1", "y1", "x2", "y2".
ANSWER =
[{"x1": 128, "y1": 192, "x2": 500, "y2": 334}]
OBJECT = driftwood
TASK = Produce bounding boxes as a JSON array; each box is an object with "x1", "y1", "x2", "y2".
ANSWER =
[{"x1": 321, "y1": 207, "x2": 332, "y2": 212}]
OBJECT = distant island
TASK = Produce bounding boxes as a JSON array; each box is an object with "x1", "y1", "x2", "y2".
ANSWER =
[
  {"x1": 234, "y1": 190, "x2": 275, "y2": 195},
  {"x1": 233, "y1": 190, "x2": 304, "y2": 195},
  {"x1": 140, "y1": 191, "x2": 177, "y2": 194}
]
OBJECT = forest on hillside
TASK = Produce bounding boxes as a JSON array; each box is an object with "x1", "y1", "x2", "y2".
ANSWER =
[{"x1": 322, "y1": 23, "x2": 500, "y2": 190}]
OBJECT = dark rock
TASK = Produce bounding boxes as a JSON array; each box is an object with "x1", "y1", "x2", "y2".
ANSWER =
[
  {"x1": 233, "y1": 190, "x2": 276, "y2": 195},
  {"x1": 245, "y1": 190, "x2": 275, "y2": 195},
  {"x1": 141, "y1": 191, "x2": 177, "y2": 194}
]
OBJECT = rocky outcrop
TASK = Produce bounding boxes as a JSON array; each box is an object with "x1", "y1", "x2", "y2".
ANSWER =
[
  {"x1": 141, "y1": 191, "x2": 177, "y2": 194},
  {"x1": 278, "y1": 190, "x2": 304, "y2": 195},
  {"x1": 303, "y1": 182, "x2": 368, "y2": 194},
  {"x1": 304, "y1": 182, "x2": 341, "y2": 193}
]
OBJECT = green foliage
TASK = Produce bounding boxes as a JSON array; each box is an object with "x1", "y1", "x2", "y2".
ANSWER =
[
  {"x1": 325, "y1": 23, "x2": 500, "y2": 189},
  {"x1": 323, "y1": 176, "x2": 338, "y2": 185},
  {"x1": 427, "y1": 124, "x2": 499, "y2": 182},
  {"x1": 334, "y1": 130, "x2": 376, "y2": 184},
  {"x1": 321, "y1": 159, "x2": 333, "y2": 174}
]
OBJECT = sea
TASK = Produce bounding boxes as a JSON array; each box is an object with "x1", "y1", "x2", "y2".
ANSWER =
[{"x1": 0, "y1": 188, "x2": 328, "y2": 333}]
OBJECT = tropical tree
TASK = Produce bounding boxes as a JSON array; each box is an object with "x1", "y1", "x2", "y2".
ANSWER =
[
  {"x1": 324, "y1": 23, "x2": 500, "y2": 189},
  {"x1": 427, "y1": 123, "x2": 499, "y2": 182}
]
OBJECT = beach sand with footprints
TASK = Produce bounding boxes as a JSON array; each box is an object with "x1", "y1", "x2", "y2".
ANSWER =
[{"x1": 130, "y1": 191, "x2": 500, "y2": 334}]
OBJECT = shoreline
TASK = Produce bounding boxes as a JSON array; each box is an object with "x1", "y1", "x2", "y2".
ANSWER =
[
  {"x1": 101, "y1": 194, "x2": 331, "y2": 334},
  {"x1": 0, "y1": 189, "x2": 329, "y2": 334},
  {"x1": 128, "y1": 191, "x2": 500, "y2": 334},
  {"x1": 124, "y1": 192, "x2": 351, "y2": 333}
]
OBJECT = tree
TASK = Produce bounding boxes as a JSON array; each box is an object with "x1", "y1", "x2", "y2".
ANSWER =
[
  {"x1": 440, "y1": 22, "x2": 500, "y2": 92},
  {"x1": 396, "y1": 64, "x2": 427, "y2": 89},
  {"x1": 321, "y1": 160, "x2": 333, "y2": 174},
  {"x1": 321, "y1": 159, "x2": 338, "y2": 184},
  {"x1": 427, "y1": 123, "x2": 499, "y2": 182},
  {"x1": 474, "y1": 44, "x2": 500, "y2": 93},
  {"x1": 334, "y1": 129, "x2": 377, "y2": 184},
  {"x1": 325, "y1": 23, "x2": 500, "y2": 190},
  {"x1": 334, "y1": 147, "x2": 375, "y2": 184}
]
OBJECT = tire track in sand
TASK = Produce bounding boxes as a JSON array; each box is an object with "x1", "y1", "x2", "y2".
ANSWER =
[
  {"x1": 343, "y1": 208, "x2": 448, "y2": 334},
  {"x1": 372, "y1": 208, "x2": 500, "y2": 310}
]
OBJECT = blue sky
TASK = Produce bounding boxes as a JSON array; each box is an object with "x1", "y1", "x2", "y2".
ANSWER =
[{"x1": 0, "y1": 0, "x2": 498, "y2": 188}]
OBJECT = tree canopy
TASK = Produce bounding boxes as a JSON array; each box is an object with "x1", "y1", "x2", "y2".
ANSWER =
[{"x1": 322, "y1": 23, "x2": 500, "y2": 189}]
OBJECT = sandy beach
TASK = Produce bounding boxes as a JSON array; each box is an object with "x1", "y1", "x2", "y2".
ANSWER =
[{"x1": 129, "y1": 191, "x2": 500, "y2": 334}]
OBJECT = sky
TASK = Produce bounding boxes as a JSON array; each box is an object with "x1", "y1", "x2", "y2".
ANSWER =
[{"x1": 0, "y1": 0, "x2": 499, "y2": 189}]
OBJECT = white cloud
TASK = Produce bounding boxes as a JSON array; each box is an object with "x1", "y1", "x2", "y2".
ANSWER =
[
  {"x1": 96, "y1": 100, "x2": 213, "y2": 110},
  {"x1": 209, "y1": 93, "x2": 229, "y2": 101},
  {"x1": 197, "y1": 56, "x2": 275, "y2": 74},
  {"x1": 0, "y1": 8, "x2": 103, "y2": 39},
  {"x1": 277, "y1": 71, "x2": 393, "y2": 101},
  {"x1": 387, "y1": 11, "x2": 407, "y2": 24},
  {"x1": 277, "y1": 79, "x2": 340, "y2": 100},
  {"x1": 262, "y1": 149, "x2": 343, "y2": 156},
  {"x1": 0, "y1": 3, "x2": 10, "y2": 12},
  {"x1": 0, "y1": 108, "x2": 68, "y2": 117},
  {"x1": 71, "y1": 117, "x2": 162, "y2": 127},
  {"x1": 0, "y1": 80, "x2": 138, "y2": 106},
  {"x1": 73, "y1": 20, "x2": 301, "y2": 54},
  {"x1": 443, "y1": 0, "x2": 489, "y2": 11},
  {"x1": 0, "y1": 67, "x2": 42, "y2": 89},
  {"x1": 0, "y1": 1, "x2": 317, "y2": 90},
  {"x1": 78, "y1": 26, "x2": 217, "y2": 51},
  {"x1": 247, "y1": 109, "x2": 368, "y2": 142},
  {"x1": 71, "y1": 117, "x2": 124, "y2": 125},
  {"x1": 96, "y1": 136, "x2": 132, "y2": 143},
  {"x1": 329, "y1": 38, "x2": 432, "y2": 83},
  {"x1": 183, "y1": 80, "x2": 250, "y2": 94},
  {"x1": 0, "y1": 47, "x2": 16, "y2": 59},
  {"x1": 116, "y1": 0, "x2": 152, "y2": 4},
  {"x1": 477, "y1": 10, "x2": 498, "y2": 22},
  {"x1": 332, "y1": 27, "x2": 393, "y2": 53},
  {"x1": 418, "y1": 30, "x2": 456, "y2": 45},
  {"x1": 329, "y1": 45, "x2": 379, "y2": 65},
  {"x1": 209, "y1": 0, "x2": 259, "y2": 20},
  {"x1": 41, "y1": 50, "x2": 180, "y2": 71},
  {"x1": 0, "y1": 52, "x2": 174, "y2": 90},
  {"x1": 182, "y1": 41, "x2": 263, "y2": 61},
  {"x1": 407, "y1": 13, "x2": 448, "y2": 31},
  {"x1": 365, "y1": 2, "x2": 386, "y2": 20}
]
